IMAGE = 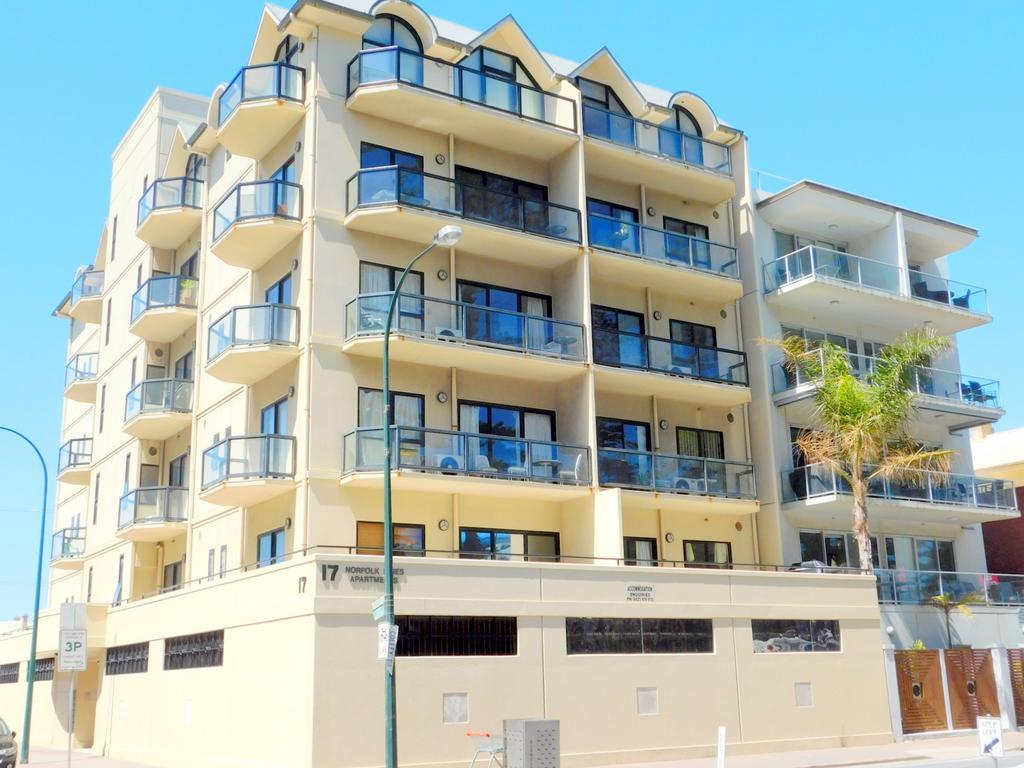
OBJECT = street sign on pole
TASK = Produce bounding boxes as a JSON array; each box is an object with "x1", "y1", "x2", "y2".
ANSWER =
[
  {"x1": 377, "y1": 622, "x2": 399, "y2": 674},
  {"x1": 58, "y1": 629, "x2": 87, "y2": 673},
  {"x1": 977, "y1": 715, "x2": 1003, "y2": 757}
]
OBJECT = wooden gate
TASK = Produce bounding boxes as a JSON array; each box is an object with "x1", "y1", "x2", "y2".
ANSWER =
[
  {"x1": 895, "y1": 650, "x2": 948, "y2": 734},
  {"x1": 945, "y1": 649, "x2": 1000, "y2": 729},
  {"x1": 1008, "y1": 649, "x2": 1024, "y2": 725}
]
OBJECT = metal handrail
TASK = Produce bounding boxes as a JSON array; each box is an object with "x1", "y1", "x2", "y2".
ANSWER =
[
  {"x1": 346, "y1": 46, "x2": 577, "y2": 132},
  {"x1": 218, "y1": 61, "x2": 306, "y2": 125},
  {"x1": 592, "y1": 327, "x2": 748, "y2": 385},
  {"x1": 118, "y1": 486, "x2": 189, "y2": 530},
  {"x1": 137, "y1": 177, "x2": 203, "y2": 224},
  {"x1": 598, "y1": 447, "x2": 756, "y2": 498},
  {"x1": 130, "y1": 275, "x2": 200, "y2": 321},
  {"x1": 876, "y1": 568, "x2": 1024, "y2": 607},
  {"x1": 206, "y1": 303, "x2": 300, "y2": 363},
  {"x1": 212, "y1": 179, "x2": 303, "y2": 241},
  {"x1": 124, "y1": 378, "x2": 194, "y2": 421},
  {"x1": 64, "y1": 352, "x2": 98, "y2": 387},
  {"x1": 50, "y1": 528, "x2": 85, "y2": 560},
  {"x1": 201, "y1": 434, "x2": 297, "y2": 488},
  {"x1": 57, "y1": 438, "x2": 92, "y2": 473},
  {"x1": 70, "y1": 271, "x2": 103, "y2": 304}
]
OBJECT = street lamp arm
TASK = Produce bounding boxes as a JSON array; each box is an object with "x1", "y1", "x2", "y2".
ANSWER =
[{"x1": 0, "y1": 426, "x2": 49, "y2": 766}]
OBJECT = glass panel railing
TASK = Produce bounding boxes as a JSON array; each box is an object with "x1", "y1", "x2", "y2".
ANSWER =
[
  {"x1": 587, "y1": 213, "x2": 739, "y2": 278},
  {"x1": 65, "y1": 352, "x2": 98, "y2": 388},
  {"x1": 201, "y1": 434, "x2": 296, "y2": 488},
  {"x1": 137, "y1": 177, "x2": 203, "y2": 224},
  {"x1": 58, "y1": 438, "x2": 92, "y2": 474},
  {"x1": 592, "y1": 329, "x2": 747, "y2": 385},
  {"x1": 909, "y1": 272, "x2": 988, "y2": 314},
  {"x1": 207, "y1": 304, "x2": 299, "y2": 362},
  {"x1": 212, "y1": 179, "x2": 302, "y2": 241},
  {"x1": 344, "y1": 292, "x2": 585, "y2": 361},
  {"x1": 51, "y1": 528, "x2": 85, "y2": 560},
  {"x1": 771, "y1": 348, "x2": 1001, "y2": 410},
  {"x1": 346, "y1": 166, "x2": 582, "y2": 243},
  {"x1": 71, "y1": 271, "x2": 104, "y2": 305},
  {"x1": 118, "y1": 486, "x2": 189, "y2": 530},
  {"x1": 342, "y1": 426, "x2": 590, "y2": 485},
  {"x1": 782, "y1": 463, "x2": 1017, "y2": 510},
  {"x1": 131, "y1": 275, "x2": 200, "y2": 322},
  {"x1": 346, "y1": 47, "x2": 577, "y2": 132},
  {"x1": 218, "y1": 62, "x2": 305, "y2": 125},
  {"x1": 124, "y1": 378, "x2": 193, "y2": 422},
  {"x1": 763, "y1": 246, "x2": 902, "y2": 295},
  {"x1": 598, "y1": 448, "x2": 755, "y2": 498},
  {"x1": 581, "y1": 104, "x2": 732, "y2": 175}
]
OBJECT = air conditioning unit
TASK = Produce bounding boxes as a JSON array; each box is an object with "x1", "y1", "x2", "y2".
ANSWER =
[
  {"x1": 433, "y1": 454, "x2": 462, "y2": 471},
  {"x1": 434, "y1": 326, "x2": 464, "y2": 340},
  {"x1": 669, "y1": 365, "x2": 693, "y2": 376}
]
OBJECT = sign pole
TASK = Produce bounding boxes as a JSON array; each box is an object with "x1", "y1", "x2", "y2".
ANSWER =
[{"x1": 66, "y1": 671, "x2": 75, "y2": 768}]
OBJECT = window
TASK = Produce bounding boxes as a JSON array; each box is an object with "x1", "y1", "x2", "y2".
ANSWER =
[
  {"x1": 751, "y1": 619, "x2": 841, "y2": 653},
  {"x1": 458, "y1": 400, "x2": 555, "y2": 475},
  {"x1": 668, "y1": 321, "x2": 721, "y2": 377},
  {"x1": 98, "y1": 385, "x2": 106, "y2": 432},
  {"x1": 106, "y1": 642, "x2": 149, "y2": 675},
  {"x1": 110, "y1": 216, "x2": 117, "y2": 262},
  {"x1": 274, "y1": 33, "x2": 302, "y2": 64},
  {"x1": 362, "y1": 14, "x2": 422, "y2": 52},
  {"x1": 799, "y1": 530, "x2": 879, "y2": 569},
  {"x1": 136, "y1": 264, "x2": 143, "y2": 289},
  {"x1": 565, "y1": 618, "x2": 713, "y2": 655},
  {"x1": 92, "y1": 473, "x2": 101, "y2": 525},
  {"x1": 457, "y1": 280, "x2": 552, "y2": 348},
  {"x1": 104, "y1": 298, "x2": 112, "y2": 345},
  {"x1": 358, "y1": 261, "x2": 424, "y2": 331},
  {"x1": 207, "y1": 549, "x2": 215, "y2": 581},
  {"x1": 676, "y1": 428, "x2": 725, "y2": 460},
  {"x1": 459, "y1": 528, "x2": 558, "y2": 562},
  {"x1": 86, "y1": 567, "x2": 93, "y2": 602},
  {"x1": 185, "y1": 154, "x2": 206, "y2": 181},
  {"x1": 683, "y1": 540, "x2": 732, "y2": 568},
  {"x1": 123, "y1": 453, "x2": 132, "y2": 494},
  {"x1": 659, "y1": 106, "x2": 703, "y2": 164},
  {"x1": 624, "y1": 537, "x2": 657, "y2": 566},
  {"x1": 587, "y1": 199, "x2": 640, "y2": 252},
  {"x1": 271, "y1": 155, "x2": 296, "y2": 185},
  {"x1": 670, "y1": 320, "x2": 717, "y2": 349},
  {"x1": 265, "y1": 273, "x2": 293, "y2": 305},
  {"x1": 663, "y1": 217, "x2": 712, "y2": 266},
  {"x1": 261, "y1": 397, "x2": 289, "y2": 435},
  {"x1": 130, "y1": 357, "x2": 137, "y2": 388},
  {"x1": 0, "y1": 663, "x2": 17, "y2": 684},
  {"x1": 578, "y1": 77, "x2": 633, "y2": 145},
  {"x1": 257, "y1": 528, "x2": 286, "y2": 567},
  {"x1": 168, "y1": 453, "x2": 189, "y2": 488},
  {"x1": 164, "y1": 630, "x2": 224, "y2": 670},
  {"x1": 33, "y1": 658, "x2": 55, "y2": 681},
  {"x1": 597, "y1": 417, "x2": 652, "y2": 488},
  {"x1": 591, "y1": 306, "x2": 645, "y2": 367},
  {"x1": 457, "y1": 46, "x2": 539, "y2": 115},
  {"x1": 454, "y1": 166, "x2": 548, "y2": 232},
  {"x1": 395, "y1": 616, "x2": 516, "y2": 657},
  {"x1": 174, "y1": 350, "x2": 194, "y2": 381},
  {"x1": 356, "y1": 521, "x2": 425, "y2": 556},
  {"x1": 219, "y1": 545, "x2": 227, "y2": 578},
  {"x1": 162, "y1": 561, "x2": 182, "y2": 593},
  {"x1": 883, "y1": 535, "x2": 955, "y2": 572},
  {"x1": 114, "y1": 554, "x2": 124, "y2": 606},
  {"x1": 597, "y1": 418, "x2": 650, "y2": 450},
  {"x1": 358, "y1": 143, "x2": 424, "y2": 206},
  {"x1": 180, "y1": 253, "x2": 198, "y2": 278},
  {"x1": 357, "y1": 388, "x2": 424, "y2": 467}
]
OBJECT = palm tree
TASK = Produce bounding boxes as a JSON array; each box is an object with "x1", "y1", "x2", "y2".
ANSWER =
[
  {"x1": 772, "y1": 328, "x2": 955, "y2": 572},
  {"x1": 929, "y1": 591, "x2": 982, "y2": 649}
]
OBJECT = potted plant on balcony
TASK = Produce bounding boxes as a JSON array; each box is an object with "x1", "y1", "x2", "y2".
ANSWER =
[{"x1": 770, "y1": 327, "x2": 954, "y2": 572}]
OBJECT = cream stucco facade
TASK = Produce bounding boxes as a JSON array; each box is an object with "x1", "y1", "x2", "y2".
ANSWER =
[{"x1": 0, "y1": 1, "x2": 1013, "y2": 765}]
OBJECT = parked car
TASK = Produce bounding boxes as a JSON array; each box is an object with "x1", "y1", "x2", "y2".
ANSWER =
[{"x1": 0, "y1": 717, "x2": 16, "y2": 768}]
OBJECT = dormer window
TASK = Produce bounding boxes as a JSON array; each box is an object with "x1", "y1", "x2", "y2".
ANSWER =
[
  {"x1": 458, "y1": 46, "x2": 541, "y2": 116},
  {"x1": 659, "y1": 106, "x2": 704, "y2": 164},
  {"x1": 274, "y1": 34, "x2": 301, "y2": 65},
  {"x1": 185, "y1": 153, "x2": 206, "y2": 181},
  {"x1": 362, "y1": 15, "x2": 422, "y2": 52},
  {"x1": 578, "y1": 77, "x2": 633, "y2": 146}
]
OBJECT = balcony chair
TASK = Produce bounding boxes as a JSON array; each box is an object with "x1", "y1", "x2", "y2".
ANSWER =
[
  {"x1": 558, "y1": 453, "x2": 584, "y2": 484},
  {"x1": 471, "y1": 455, "x2": 498, "y2": 475},
  {"x1": 952, "y1": 290, "x2": 973, "y2": 309}
]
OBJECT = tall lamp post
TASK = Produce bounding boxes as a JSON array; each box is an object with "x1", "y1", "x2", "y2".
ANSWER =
[
  {"x1": 1, "y1": 427, "x2": 48, "y2": 765},
  {"x1": 381, "y1": 225, "x2": 462, "y2": 768}
]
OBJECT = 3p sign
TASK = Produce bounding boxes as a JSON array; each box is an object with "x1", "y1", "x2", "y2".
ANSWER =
[{"x1": 58, "y1": 629, "x2": 88, "y2": 672}]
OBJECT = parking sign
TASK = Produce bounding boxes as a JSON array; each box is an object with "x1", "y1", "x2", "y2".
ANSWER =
[{"x1": 58, "y1": 629, "x2": 88, "y2": 672}]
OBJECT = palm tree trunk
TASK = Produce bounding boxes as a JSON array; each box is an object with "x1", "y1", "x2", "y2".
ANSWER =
[{"x1": 852, "y1": 481, "x2": 874, "y2": 573}]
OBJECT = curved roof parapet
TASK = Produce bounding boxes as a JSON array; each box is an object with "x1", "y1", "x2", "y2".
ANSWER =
[
  {"x1": 569, "y1": 48, "x2": 651, "y2": 120},
  {"x1": 368, "y1": 0, "x2": 439, "y2": 52},
  {"x1": 464, "y1": 15, "x2": 558, "y2": 88}
]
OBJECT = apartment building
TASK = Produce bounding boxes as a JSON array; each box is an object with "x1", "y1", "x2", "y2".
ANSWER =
[{"x1": 0, "y1": 1, "x2": 1012, "y2": 765}]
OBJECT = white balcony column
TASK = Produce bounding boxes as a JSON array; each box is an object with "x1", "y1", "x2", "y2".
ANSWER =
[{"x1": 894, "y1": 210, "x2": 912, "y2": 298}]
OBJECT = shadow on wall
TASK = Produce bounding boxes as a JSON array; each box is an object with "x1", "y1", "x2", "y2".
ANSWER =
[{"x1": 881, "y1": 605, "x2": 1022, "y2": 649}]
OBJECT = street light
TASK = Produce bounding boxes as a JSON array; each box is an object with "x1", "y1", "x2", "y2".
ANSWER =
[
  {"x1": 381, "y1": 225, "x2": 462, "y2": 768},
  {"x1": 0, "y1": 427, "x2": 48, "y2": 766}
]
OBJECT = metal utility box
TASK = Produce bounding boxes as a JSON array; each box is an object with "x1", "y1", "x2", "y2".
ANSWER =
[{"x1": 503, "y1": 719, "x2": 559, "y2": 768}]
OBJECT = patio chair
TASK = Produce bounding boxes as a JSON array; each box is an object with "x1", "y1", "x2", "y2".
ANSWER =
[{"x1": 467, "y1": 732, "x2": 504, "y2": 768}]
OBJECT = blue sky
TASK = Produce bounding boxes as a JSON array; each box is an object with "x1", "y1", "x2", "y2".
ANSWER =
[{"x1": 1, "y1": 1, "x2": 1020, "y2": 617}]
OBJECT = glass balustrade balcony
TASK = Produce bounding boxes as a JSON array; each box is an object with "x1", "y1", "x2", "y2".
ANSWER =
[
  {"x1": 57, "y1": 438, "x2": 92, "y2": 483},
  {"x1": 64, "y1": 352, "x2": 98, "y2": 402},
  {"x1": 206, "y1": 304, "x2": 300, "y2": 384},
  {"x1": 343, "y1": 427, "x2": 591, "y2": 488},
  {"x1": 876, "y1": 569, "x2": 1024, "y2": 607},
  {"x1": 593, "y1": 329, "x2": 747, "y2": 384},
  {"x1": 136, "y1": 177, "x2": 203, "y2": 247},
  {"x1": 123, "y1": 378, "x2": 194, "y2": 439},
  {"x1": 201, "y1": 434, "x2": 297, "y2": 505},
  {"x1": 763, "y1": 246, "x2": 902, "y2": 295},
  {"x1": 344, "y1": 292, "x2": 585, "y2": 365},
  {"x1": 217, "y1": 62, "x2": 306, "y2": 158},
  {"x1": 118, "y1": 486, "x2": 189, "y2": 541},
  {"x1": 66, "y1": 270, "x2": 104, "y2": 323},
  {"x1": 908, "y1": 271, "x2": 988, "y2": 314},
  {"x1": 598, "y1": 448, "x2": 755, "y2": 499},
  {"x1": 129, "y1": 275, "x2": 200, "y2": 342},
  {"x1": 51, "y1": 528, "x2": 85, "y2": 567},
  {"x1": 211, "y1": 179, "x2": 303, "y2": 269}
]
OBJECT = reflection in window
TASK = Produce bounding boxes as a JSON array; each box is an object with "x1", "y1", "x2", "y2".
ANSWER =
[
  {"x1": 396, "y1": 616, "x2": 517, "y2": 657},
  {"x1": 751, "y1": 619, "x2": 841, "y2": 653},
  {"x1": 566, "y1": 618, "x2": 713, "y2": 654},
  {"x1": 459, "y1": 527, "x2": 558, "y2": 562},
  {"x1": 356, "y1": 521, "x2": 425, "y2": 556},
  {"x1": 683, "y1": 540, "x2": 731, "y2": 569}
]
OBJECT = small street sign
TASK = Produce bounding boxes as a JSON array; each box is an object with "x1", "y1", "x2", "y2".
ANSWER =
[
  {"x1": 58, "y1": 629, "x2": 87, "y2": 673},
  {"x1": 377, "y1": 622, "x2": 399, "y2": 673},
  {"x1": 977, "y1": 715, "x2": 1003, "y2": 757}
]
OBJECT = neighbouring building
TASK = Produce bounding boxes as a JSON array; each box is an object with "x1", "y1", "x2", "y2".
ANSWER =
[
  {"x1": 0, "y1": 1, "x2": 1014, "y2": 766},
  {"x1": 972, "y1": 424, "x2": 1024, "y2": 574}
]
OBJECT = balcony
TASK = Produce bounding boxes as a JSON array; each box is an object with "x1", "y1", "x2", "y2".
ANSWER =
[
  {"x1": 136, "y1": 177, "x2": 203, "y2": 248},
  {"x1": 592, "y1": 329, "x2": 749, "y2": 406},
  {"x1": 342, "y1": 426, "x2": 591, "y2": 500},
  {"x1": 64, "y1": 352, "x2": 98, "y2": 403},
  {"x1": 200, "y1": 434, "x2": 297, "y2": 506},
  {"x1": 876, "y1": 569, "x2": 1024, "y2": 607},
  {"x1": 66, "y1": 270, "x2": 104, "y2": 323},
  {"x1": 598, "y1": 448, "x2": 756, "y2": 514},
  {"x1": 345, "y1": 167, "x2": 581, "y2": 267},
  {"x1": 782, "y1": 463, "x2": 1018, "y2": 526},
  {"x1": 129, "y1": 275, "x2": 199, "y2": 342},
  {"x1": 205, "y1": 304, "x2": 300, "y2": 384},
  {"x1": 123, "y1": 379, "x2": 194, "y2": 440},
  {"x1": 217, "y1": 62, "x2": 305, "y2": 158},
  {"x1": 117, "y1": 487, "x2": 189, "y2": 542},
  {"x1": 772, "y1": 349, "x2": 1003, "y2": 431},
  {"x1": 588, "y1": 213, "x2": 741, "y2": 301},
  {"x1": 346, "y1": 47, "x2": 577, "y2": 161},
  {"x1": 211, "y1": 179, "x2": 303, "y2": 270},
  {"x1": 581, "y1": 104, "x2": 734, "y2": 203},
  {"x1": 763, "y1": 246, "x2": 990, "y2": 334},
  {"x1": 51, "y1": 528, "x2": 85, "y2": 569},
  {"x1": 57, "y1": 438, "x2": 92, "y2": 484},
  {"x1": 343, "y1": 293, "x2": 585, "y2": 382}
]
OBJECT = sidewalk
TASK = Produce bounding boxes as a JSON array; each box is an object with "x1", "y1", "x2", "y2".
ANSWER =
[{"x1": 21, "y1": 747, "x2": 155, "y2": 767}]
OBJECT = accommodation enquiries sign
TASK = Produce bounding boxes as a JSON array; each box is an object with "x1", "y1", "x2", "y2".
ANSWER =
[{"x1": 626, "y1": 584, "x2": 655, "y2": 602}]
